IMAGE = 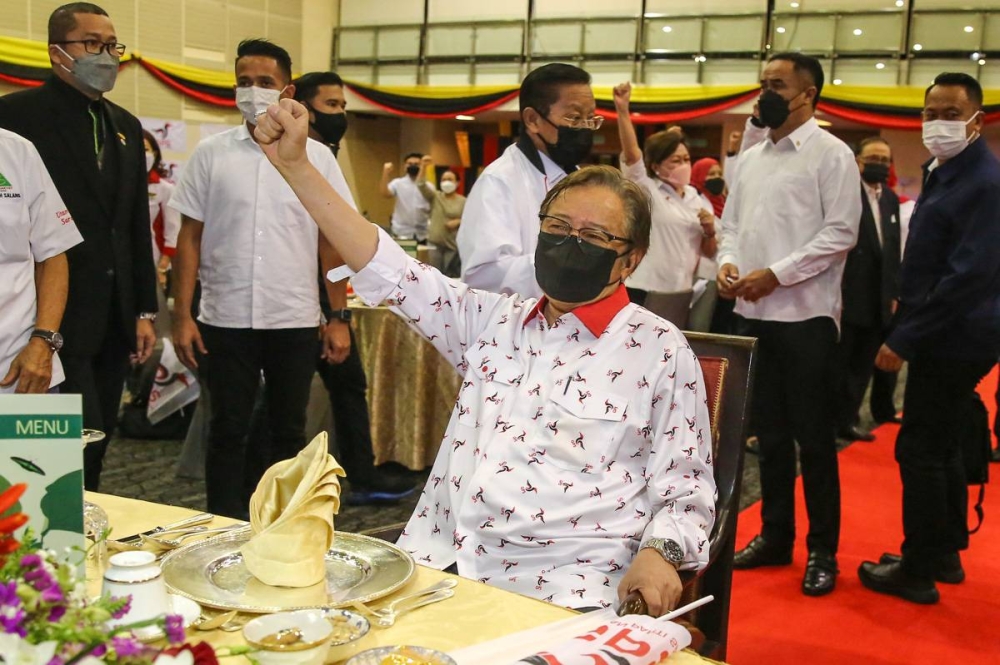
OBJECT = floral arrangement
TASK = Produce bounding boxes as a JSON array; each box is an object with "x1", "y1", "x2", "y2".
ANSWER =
[{"x1": 0, "y1": 483, "x2": 241, "y2": 665}]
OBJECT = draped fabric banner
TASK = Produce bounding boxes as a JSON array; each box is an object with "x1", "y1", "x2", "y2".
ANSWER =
[{"x1": 4, "y1": 36, "x2": 1000, "y2": 129}]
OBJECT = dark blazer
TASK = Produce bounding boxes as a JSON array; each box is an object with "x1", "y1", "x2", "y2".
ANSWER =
[
  {"x1": 841, "y1": 183, "x2": 901, "y2": 329},
  {"x1": 0, "y1": 76, "x2": 157, "y2": 357},
  {"x1": 887, "y1": 139, "x2": 1000, "y2": 362}
]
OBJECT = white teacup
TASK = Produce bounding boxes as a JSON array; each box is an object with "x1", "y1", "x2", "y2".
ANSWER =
[{"x1": 102, "y1": 551, "x2": 170, "y2": 626}]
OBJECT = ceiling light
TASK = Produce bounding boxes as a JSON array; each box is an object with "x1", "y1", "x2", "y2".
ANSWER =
[
  {"x1": 662, "y1": 26, "x2": 673, "y2": 33},
  {"x1": 853, "y1": 29, "x2": 863, "y2": 36},
  {"x1": 875, "y1": 62, "x2": 885, "y2": 69},
  {"x1": 964, "y1": 26, "x2": 974, "y2": 33},
  {"x1": 913, "y1": 43, "x2": 923, "y2": 51},
  {"x1": 833, "y1": 78, "x2": 843, "y2": 85},
  {"x1": 455, "y1": 115, "x2": 475, "y2": 121},
  {"x1": 979, "y1": 58, "x2": 987, "y2": 66},
  {"x1": 777, "y1": 27, "x2": 786, "y2": 34},
  {"x1": 816, "y1": 119, "x2": 832, "y2": 127},
  {"x1": 895, "y1": 0, "x2": 903, "y2": 6},
  {"x1": 972, "y1": 51, "x2": 981, "y2": 60},
  {"x1": 790, "y1": 1, "x2": 800, "y2": 6}
]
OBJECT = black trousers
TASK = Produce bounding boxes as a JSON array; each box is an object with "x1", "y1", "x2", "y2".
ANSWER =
[
  {"x1": 896, "y1": 354, "x2": 995, "y2": 577},
  {"x1": 61, "y1": 313, "x2": 130, "y2": 491},
  {"x1": 199, "y1": 324, "x2": 319, "y2": 519},
  {"x1": 869, "y1": 367, "x2": 899, "y2": 423},
  {"x1": 245, "y1": 328, "x2": 381, "y2": 489},
  {"x1": 737, "y1": 316, "x2": 840, "y2": 554},
  {"x1": 834, "y1": 320, "x2": 883, "y2": 429}
]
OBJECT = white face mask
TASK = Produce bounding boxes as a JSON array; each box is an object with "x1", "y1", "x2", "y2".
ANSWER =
[
  {"x1": 145, "y1": 152, "x2": 155, "y2": 173},
  {"x1": 440, "y1": 180, "x2": 457, "y2": 194},
  {"x1": 922, "y1": 113, "x2": 980, "y2": 161},
  {"x1": 235, "y1": 85, "x2": 282, "y2": 125}
]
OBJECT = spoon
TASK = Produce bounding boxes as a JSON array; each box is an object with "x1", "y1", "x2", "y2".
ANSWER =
[
  {"x1": 142, "y1": 525, "x2": 245, "y2": 549},
  {"x1": 373, "y1": 589, "x2": 454, "y2": 628},
  {"x1": 260, "y1": 627, "x2": 304, "y2": 647},
  {"x1": 192, "y1": 610, "x2": 239, "y2": 631}
]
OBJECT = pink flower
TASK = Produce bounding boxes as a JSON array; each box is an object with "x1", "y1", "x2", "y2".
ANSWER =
[{"x1": 164, "y1": 614, "x2": 185, "y2": 644}]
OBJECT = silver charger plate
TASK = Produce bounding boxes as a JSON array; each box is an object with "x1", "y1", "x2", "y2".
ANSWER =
[{"x1": 159, "y1": 528, "x2": 414, "y2": 613}]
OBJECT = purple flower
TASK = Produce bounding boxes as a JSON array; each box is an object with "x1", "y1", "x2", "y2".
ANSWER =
[
  {"x1": 47, "y1": 604, "x2": 67, "y2": 622},
  {"x1": 164, "y1": 614, "x2": 185, "y2": 644},
  {"x1": 91, "y1": 644, "x2": 108, "y2": 658},
  {"x1": 41, "y1": 585, "x2": 63, "y2": 604},
  {"x1": 111, "y1": 597, "x2": 131, "y2": 620},
  {"x1": 0, "y1": 607, "x2": 27, "y2": 636},
  {"x1": 24, "y1": 567, "x2": 55, "y2": 591},
  {"x1": 47, "y1": 656, "x2": 64, "y2": 665},
  {"x1": 112, "y1": 636, "x2": 142, "y2": 657},
  {"x1": 0, "y1": 581, "x2": 19, "y2": 605},
  {"x1": 20, "y1": 554, "x2": 42, "y2": 569}
]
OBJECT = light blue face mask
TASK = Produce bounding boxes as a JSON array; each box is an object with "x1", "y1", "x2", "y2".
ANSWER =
[{"x1": 55, "y1": 45, "x2": 118, "y2": 94}]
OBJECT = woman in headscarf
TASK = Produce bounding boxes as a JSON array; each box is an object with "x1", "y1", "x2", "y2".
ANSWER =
[{"x1": 691, "y1": 158, "x2": 727, "y2": 218}]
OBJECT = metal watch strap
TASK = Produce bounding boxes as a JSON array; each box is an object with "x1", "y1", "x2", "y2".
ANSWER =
[
  {"x1": 641, "y1": 537, "x2": 684, "y2": 567},
  {"x1": 138, "y1": 312, "x2": 157, "y2": 322}
]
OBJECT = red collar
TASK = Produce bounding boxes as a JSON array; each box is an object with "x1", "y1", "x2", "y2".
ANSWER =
[
  {"x1": 148, "y1": 170, "x2": 160, "y2": 184},
  {"x1": 524, "y1": 284, "x2": 631, "y2": 338}
]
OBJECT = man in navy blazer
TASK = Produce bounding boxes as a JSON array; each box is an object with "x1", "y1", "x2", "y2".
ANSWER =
[
  {"x1": 835, "y1": 137, "x2": 901, "y2": 442},
  {"x1": 0, "y1": 3, "x2": 158, "y2": 489},
  {"x1": 859, "y1": 73, "x2": 1000, "y2": 604}
]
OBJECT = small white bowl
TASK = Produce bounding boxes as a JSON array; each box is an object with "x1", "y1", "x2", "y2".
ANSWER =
[
  {"x1": 321, "y1": 609, "x2": 371, "y2": 662},
  {"x1": 345, "y1": 645, "x2": 457, "y2": 665},
  {"x1": 243, "y1": 610, "x2": 333, "y2": 665}
]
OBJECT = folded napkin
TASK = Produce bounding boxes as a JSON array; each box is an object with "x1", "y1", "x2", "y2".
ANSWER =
[{"x1": 240, "y1": 432, "x2": 346, "y2": 587}]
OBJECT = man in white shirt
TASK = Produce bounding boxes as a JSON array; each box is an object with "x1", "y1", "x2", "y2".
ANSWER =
[
  {"x1": 169, "y1": 39, "x2": 355, "y2": 519},
  {"x1": 457, "y1": 63, "x2": 600, "y2": 298},
  {"x1": 380, "y1": 153, "x2": 433, "y2": 241},
  {"x1": 0, "y1": 128, "x2": 82, "y2": 394},
  {"x1": 254, "y1": 99, "x2": 715, "y2": 616},
  {"x1": 717, "y1": 53, "x2": 861, "y2": 597}
]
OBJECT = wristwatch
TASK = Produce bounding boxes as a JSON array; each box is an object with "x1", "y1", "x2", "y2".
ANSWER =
[
  {"x1": 327, "y1": 309, "x2": 353, "y2": 323},
  {"x1": 137, "y1": 312, "x2": 157, "y2": 322},
  {"x1": 30, "y1": 329, "x2": 64, "y2": 352},
  {"x1": 640, "y1": 538, "x2": 684, "y2": 568}
]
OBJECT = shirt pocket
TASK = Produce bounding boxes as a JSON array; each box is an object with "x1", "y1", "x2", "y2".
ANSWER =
[
  {"x1": 543, "y1": 387, "x2": 628, "y2": 474},
  {"x1": 458, "y1": 346, "x2": 525, "y2": 458}
]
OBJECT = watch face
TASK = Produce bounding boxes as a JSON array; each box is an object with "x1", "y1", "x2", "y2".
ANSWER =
[
  {"x1": 665, "y1": 539, "x2": 684, "y2": 563},
  {"x1": 51, "y1": 332, "x2": 64, "y2": 350}
]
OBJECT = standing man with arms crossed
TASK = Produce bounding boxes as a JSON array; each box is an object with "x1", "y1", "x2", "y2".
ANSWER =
[
  {"x1": 835, "y1": 137, "x2": 901, "y2": 443},
  {"x1": 717, "y1": 53, "x2": 861, "y2": 597},
  {"x1": 170, "y1": 40, "x2": 355, "y2": 519},
  {"x1": 859, "y1": 73, "x2": 1000, "y2": 604},
  {"x1": 457, "y1": 63, "x2": 598, "y2": 298},
  {"x1": 0, "y1": 2, "x2": 158, "y2": 489}
]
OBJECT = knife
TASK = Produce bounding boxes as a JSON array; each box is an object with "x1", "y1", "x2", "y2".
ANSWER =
[{"x1": 114, "y1": 512, "x2": 215, "y2": 544}]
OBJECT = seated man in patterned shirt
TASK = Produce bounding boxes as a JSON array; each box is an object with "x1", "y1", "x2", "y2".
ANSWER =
[{"x1": 254, "y1": 99, "x2": 716, "y2": 616}]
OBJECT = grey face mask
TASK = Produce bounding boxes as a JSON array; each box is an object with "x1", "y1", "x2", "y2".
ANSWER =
[{"x1": 56, "y1": 45, "x2": 118, "y2": 94}]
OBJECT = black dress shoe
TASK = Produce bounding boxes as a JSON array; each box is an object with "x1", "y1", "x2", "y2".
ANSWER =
[
  {"x1": 879, "y1": 552, "x2": 964, "y2": 584},
  {"x1": 991, "y1": 447, "x2": 1000, "y2": 463},
  {"x1": 858, "y1": 560, "x2": 939, "y2": 604},
  {"x1": 874, "y1": 415, "x2": 902, "y2": 425},
  {"x1": 733, "y1": 535, "x2": 792, "y2": 569},
  {"x1": 802, "y1": 551, "x2": 838, "y2": 596},
  {"x1": 837, "y1": 425, "x2": 876, "y2": 442}
]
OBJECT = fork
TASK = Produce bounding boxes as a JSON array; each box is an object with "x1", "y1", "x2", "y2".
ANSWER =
[{"x1": 351, "y1": 578, "x2": 458, "y2": 627}]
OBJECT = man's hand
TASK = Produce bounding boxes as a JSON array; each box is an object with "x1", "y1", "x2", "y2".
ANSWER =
[
  {"x1": 0, "y1": 339, "x2": 53, "y2": 394},
  {"x1": 321, "y1": 321, "x2": 351, "y2": 364},
  {"x1": 733, "y1": 268, "x2": 780, "y2": 303},
  {"x1": 254, "y1": 99, "x2": 311, "y2": 173},
  {"x1": 133, "y1": 319, "x2": 156, "y2": 364},
  {"x1": 157, "y1": 255, "x2": 171, "y2": 289},
  {"x1": 172, "y1": 315, "x2": 207, "y2": 370},
  {"x1": 617, "y1": 548, "x2": 683, "y2": 617},
  {"x1": 717, "y1": 263, "x2": 740, "y2": 299},
  {"x1": 383, "y1": 162, "x2": 394, "y2": 174},
  {"x1": 875, "y1": 343, "x2": 904, "y2": 372},
  {"x1": 728, "y1": 130, "x2": 743, "y2": 154},
  {"x1": 613, "y1": 82, "x2": 631, "y2": 113}
]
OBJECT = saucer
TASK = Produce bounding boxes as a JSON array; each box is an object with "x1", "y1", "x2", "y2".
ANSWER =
[{"x1": 132, "y1": 594, "x2": 201, "y2": 642}]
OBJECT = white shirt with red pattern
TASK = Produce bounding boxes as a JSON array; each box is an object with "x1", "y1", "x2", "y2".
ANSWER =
[{"x1": 343, "y1": 227, "x2": 716, "y2": 610}]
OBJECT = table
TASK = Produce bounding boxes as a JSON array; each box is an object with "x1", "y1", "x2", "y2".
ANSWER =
[
  {"x1": 88, "y1": 493, "x2": 721, "y2": 665},
  {"x1": 349, "y1": 305, "x2": 461, "y2": 470}
]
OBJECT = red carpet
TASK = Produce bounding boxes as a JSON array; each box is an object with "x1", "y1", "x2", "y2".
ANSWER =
[{"x1": 728, "y1": 368, "x2": 1000, "y2": 665}]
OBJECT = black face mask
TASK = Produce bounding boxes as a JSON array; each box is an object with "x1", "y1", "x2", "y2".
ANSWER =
[
  {"x1": 535, "y1": 110, "x2": 594, "y2": 172},
  {"x1": 861, "y1": 162, "x2": 890, "y2": 185},
  {"x1": 534, "y1": 232, "x2": 627, "y2": 304},
  {"x1": 406, "y1": 164, "x2": 421, "y2": 177},
  {"x1": 310, "y1": 108, "x2": 347, "y2": 148},
  {"x1": 758, "y1": 89, "x2": 795, "y2": 130},
  {"x1": 704, "y1": 177, "x2": 725, "y2": 196}
]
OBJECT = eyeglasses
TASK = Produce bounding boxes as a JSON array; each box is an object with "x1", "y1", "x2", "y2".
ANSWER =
[
  {"x1": 553, "y1": 114, "x2": 604, "y2": 130},
  {"x1": 55, "y1": 40, "x2": 126, "y2": 57},
  {"x1": 539, "y1": 214, "x2": 631, "y2": 254}
]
